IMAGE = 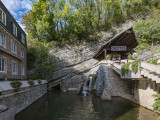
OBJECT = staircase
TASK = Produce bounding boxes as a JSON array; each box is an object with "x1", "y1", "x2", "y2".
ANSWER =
[{"x1": 141, "y1": 70, "x2": 160, "y2": 83}]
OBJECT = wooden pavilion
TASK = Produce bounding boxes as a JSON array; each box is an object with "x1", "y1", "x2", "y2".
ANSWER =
[{"x1": 93, "y1": 27, "x2": 139, "y2": 61}]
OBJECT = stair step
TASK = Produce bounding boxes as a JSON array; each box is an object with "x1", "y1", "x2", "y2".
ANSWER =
[
  {"x1": 147, "y1": 74, "x2": 155, "y2": 79},
  {"x1": 156, "y1": 78, "x2": 160, "y2": 83},
  {"x1": 152, "y1": 76, "x2": 159, "y2": 81}
]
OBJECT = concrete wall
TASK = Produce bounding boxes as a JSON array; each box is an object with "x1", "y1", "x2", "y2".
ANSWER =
[
  {"x1": 133, "y1": 80, "x2": 159, "y2": 110},
  {"x1": 0, "y1": 84, "x2": 47, "y2": 120}
]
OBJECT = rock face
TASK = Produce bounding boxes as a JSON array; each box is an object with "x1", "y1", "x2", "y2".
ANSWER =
[{"x1": 0, "y1": 105, "x2": 7, "y2": 113}]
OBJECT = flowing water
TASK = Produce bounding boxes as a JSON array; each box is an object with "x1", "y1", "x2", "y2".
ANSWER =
[{"x1": 16, "y1": 91, "x2": 159, "y2": 120}]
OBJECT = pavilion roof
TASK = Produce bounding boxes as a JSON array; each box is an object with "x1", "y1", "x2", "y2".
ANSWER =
[{"x1": 93, "y1": 27, "x2": 139, "y2": 59}]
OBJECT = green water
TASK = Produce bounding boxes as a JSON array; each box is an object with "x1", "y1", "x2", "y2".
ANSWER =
[{"x1": 16, "y1": 91, "x2": 159, "y2": 120}]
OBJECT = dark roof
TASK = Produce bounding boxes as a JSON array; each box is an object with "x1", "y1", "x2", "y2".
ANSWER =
[
  {"x1": 0, "y1": 1, "x2": 27, "y2": 48},
  {"x1": 93, "y1": 27, "x2": 139, "y2": 59}
]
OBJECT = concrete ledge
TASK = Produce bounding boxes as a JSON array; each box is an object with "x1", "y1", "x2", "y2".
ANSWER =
[{"x1": 0, "y1": 80, "x2": 48, "y2": 95}]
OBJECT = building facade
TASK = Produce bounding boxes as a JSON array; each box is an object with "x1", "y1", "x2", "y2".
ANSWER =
[{"x1": 0, "y1": 1, "x2": 27, "y2": 80}]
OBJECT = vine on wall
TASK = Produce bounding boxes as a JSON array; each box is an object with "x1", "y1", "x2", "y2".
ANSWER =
[
  {"x1": 121, "y1": 63, "x2": 131, "y2": 76},
  {"x1": 131, "y1": 59, "x2": 141, "y2": 74},
  {"x1": 106, "y1": 55, "x2": 111, "y2": 60}
]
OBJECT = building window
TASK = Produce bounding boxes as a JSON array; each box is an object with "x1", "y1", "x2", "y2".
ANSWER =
[
  {"x1": 21, "y1": 33, "x2": 25, "y2": 44},
  {"x1": 21, "y1": 64, "x2": 24, "y2": 75},
  {"x1": 0, "y1": 56, "x2": 6, "y2": 73},
  {"x1": 21, "y1": 48, "x2": 24, "y2": 58},
  {"x1": 11, "y1": 41, "x2": 17, "y2": 54},
  {"x1": 12, "y1": 61, "x2": 18, "y2": 75},
  {"x1": 0, "y1": 8, "x2": 6, "y2": 25},
  {"x1": 13, "y1": 23, "x2": 17, "y2": 36},
  {"x1": 0, "y1": 33, "x2": 6, "y2": 48}
]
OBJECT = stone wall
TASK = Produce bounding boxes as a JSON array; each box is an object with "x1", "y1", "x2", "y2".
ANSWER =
[
  {"x1": 91, "y1": 64, "x2": 131, "y2": 99},
  {"x1": 0, "y1": 84, "x2": 47, "y2": 120}
]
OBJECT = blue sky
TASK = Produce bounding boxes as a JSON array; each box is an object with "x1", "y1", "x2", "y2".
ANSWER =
[{"x1": 1, "y1": 0, "x2": 38, "y2": 31}]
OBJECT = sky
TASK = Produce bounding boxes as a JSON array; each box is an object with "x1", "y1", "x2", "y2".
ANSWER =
[{"x1": 1, "y1": 0, "x2": 38, "y2": 31}]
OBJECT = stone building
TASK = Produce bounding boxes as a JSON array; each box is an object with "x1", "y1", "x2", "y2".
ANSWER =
[{"x1": 0, "y1": 1, "x2": 27, "y2": 80}]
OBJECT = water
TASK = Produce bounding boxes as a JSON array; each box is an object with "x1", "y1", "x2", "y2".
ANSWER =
[{"x1": 16, "y1": 91, "x2": 159, "y2": 120}]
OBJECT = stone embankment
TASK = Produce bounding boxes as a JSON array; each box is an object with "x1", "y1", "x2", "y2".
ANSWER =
[{"x1": 0, "y1": 80, "x2": 47, "y2": 120}]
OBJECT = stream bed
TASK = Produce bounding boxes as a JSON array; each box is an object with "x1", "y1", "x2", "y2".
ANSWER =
[{"x1": 16, "y1": 91, "x2": 159, "y2": 120}]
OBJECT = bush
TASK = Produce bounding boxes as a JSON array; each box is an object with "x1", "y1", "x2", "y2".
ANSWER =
[
  {"x1": 152, "y1": 58, "x2": 159, "y2": 65},
  {"x1": 28, "y1": 80, "x2": 35, "y2": 86},
  {"x1": 121, "y1": 63, "x2": 130, "y2": 76},
  {"x1": 147, "y1": 58, "x2": 159, "y2": 65},
  {"x1": 153, "y1": 94, "x2": 160, "y2": 119},
  {"x1": 132, "y1": 59, "x2": 141, "y2": 74},
  {"x1": 10, "y1": 81, "x2": 22, "y2": 90},
  {"x1": 127, "y1": 54, "x2": 132, "y2": 60},
  {"x1": 38, "y1": 79, "x2": 42, "y2": 84},
  {"x1": 106, "y1": 55, "x2": 111, "y2": 60}
]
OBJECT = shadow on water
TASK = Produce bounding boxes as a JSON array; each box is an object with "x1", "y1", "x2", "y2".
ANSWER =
[{"x1": 15, "y1": 91, "x2": 159, "y2": 120}]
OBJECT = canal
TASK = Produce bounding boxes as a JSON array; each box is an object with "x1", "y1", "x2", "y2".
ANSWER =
[{"x1": 16, "y1": 91, "x2": 159, "y2": 120}]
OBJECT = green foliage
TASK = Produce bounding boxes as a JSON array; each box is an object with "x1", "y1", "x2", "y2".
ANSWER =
[
  {"x1": 153, "y1": 94, "x2": 160, "y2": 112},
  {"x1": 134, "y1": 9, "x2": 160, "y2": 45},
  {"x1": 131, "y1": 59, "x2": 141, "y2": 74},
  {"x1": 27, "y1": 35, "x2": 55, "y2": 79},
  {"x1": 22, "y1": 0, "x2": 160, "y2": 45},
  {"x1": 127, "y1": 54, "x2": 132, "y2": 60},
  {"x1": 38, "y1": 79, "x2": 42, "y2": 84},
  {"x1": 121, "y1": 63, "x2": 131, "y2": 76},
  {"x1": 147, "y1": 58, "x2": 159, "y2": 65},
  {"x1": 152, "y1": 58, "x2": 159, "y2": 65},
  {"x1": 153, "y1": 94, "x2": 160, "y2": 119},
  {"x1": 10, "y1": 81, "x2": 22, "y2": 90},
  {"x1": 106, "y1": 55, "x2": 111, "y2": 60},
  {"x1": 28, "y1": 80, "x2": 35, "y2": 86},
  {"x1": 134, "y1": 43, "x2": 151, "y2": 51}
]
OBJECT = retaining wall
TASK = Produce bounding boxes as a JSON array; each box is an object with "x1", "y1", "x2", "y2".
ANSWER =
[{"x1": 0, "y1": 81, "x2": 47, "y2": 120}]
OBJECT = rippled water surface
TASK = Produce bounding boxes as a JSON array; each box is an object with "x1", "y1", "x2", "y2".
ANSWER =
[{"x1": 16, "y1": 91, "x2": 159, "y2": 120}]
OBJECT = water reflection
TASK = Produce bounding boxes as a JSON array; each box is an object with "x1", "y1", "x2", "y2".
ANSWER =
[{"x1": 16, "y1": 91, "x2": 159, "y2": 120}]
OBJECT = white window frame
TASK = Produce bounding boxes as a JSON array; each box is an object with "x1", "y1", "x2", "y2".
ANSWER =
[
  {"x1": 13, "y1": 23, "x2": 17, "y2": 36},
  {"x1": 11, "y1": 40, "x2": 17, "y2": 54},
  {"x1": 12, "y1": 60, "x2": 18, "y2": 75},
  {"x1": 0, "y1": 56, "x2": 7, "y2": 73},
  {"x1": 0, "y1": 8, "x2": 6, "y2": 25},
  {"x1": 0, "y1": 32, "x2": 6, "y2": 48},
  {"x1": 21, "y1": 64, "x2": 24, "y2": 75},
  {"x1": 21, "y1": 48, "x2": 24, "y2": 58},
  {"x1": 21, "y1": 33, "x2": 25, "y2": 44}
]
